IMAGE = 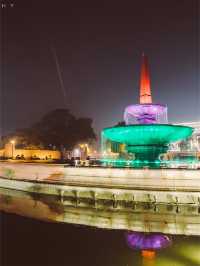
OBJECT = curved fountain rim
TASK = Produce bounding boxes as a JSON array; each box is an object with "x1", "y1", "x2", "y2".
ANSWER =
[{"x1": 103, "y1": 124, "x2": 194, "y2": 131}]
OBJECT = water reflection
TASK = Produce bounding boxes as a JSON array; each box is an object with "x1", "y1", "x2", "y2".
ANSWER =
[
  {"x1": 0, "y1": 187, "x2": 200, "y2": 266},
  {"x1": 0, "y1": 187, "x2": 200, "y2": 236},
  {"x1": 126, "y1": 232, "x2": 171, "y2": 266}
]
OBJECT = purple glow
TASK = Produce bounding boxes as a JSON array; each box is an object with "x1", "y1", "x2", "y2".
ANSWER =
[
  {"x1": 124, "y1": 104, "x2": 168, "y2": 125},
  {"x1": 126, "y1": 232, "x2": 171, "y2": 250}
]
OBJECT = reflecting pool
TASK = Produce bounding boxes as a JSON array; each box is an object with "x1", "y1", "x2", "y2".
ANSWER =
[{"x1": 0, "y1": 187, "x2": 200, "y2": 266}]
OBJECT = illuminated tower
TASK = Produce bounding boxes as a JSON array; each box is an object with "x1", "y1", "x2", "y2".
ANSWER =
[
  {"x1": 140, "y1": 53, "x2": 152, "y2": 104},
  {"x1": 124, "y1": 54, "x2": 168, "y2": 125}
]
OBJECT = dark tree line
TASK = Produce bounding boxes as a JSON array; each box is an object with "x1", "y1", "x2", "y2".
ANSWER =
[{"x1": 3, "y1": 109, "x2": 96, "y2": 150}]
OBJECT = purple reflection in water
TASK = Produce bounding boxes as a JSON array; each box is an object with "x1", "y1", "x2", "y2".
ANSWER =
[{"x1": 126, "y1": 232, "x2": 171, "y2": 250}]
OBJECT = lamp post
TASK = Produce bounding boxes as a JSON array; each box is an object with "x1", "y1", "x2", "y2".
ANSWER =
[{"x1": 10, "y1": 140, "x2": 15, "y2": 159}]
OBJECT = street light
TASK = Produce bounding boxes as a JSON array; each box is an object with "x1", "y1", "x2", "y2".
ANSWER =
[{"x1": 10, "y1": 140, "x2": 15, "y2": 159}]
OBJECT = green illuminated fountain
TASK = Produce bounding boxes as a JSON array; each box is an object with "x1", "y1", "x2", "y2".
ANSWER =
[{"x1": 101, "y1": 54, "x2": 193, "y2": 168}]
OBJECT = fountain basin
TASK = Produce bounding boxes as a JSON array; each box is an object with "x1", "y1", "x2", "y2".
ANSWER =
[
  {"x1": 103, "y1": 124, "x2": 193, "y2": 145},
  {"x1": 103, "y1": 124, "x2": 193, "y2": 162}
]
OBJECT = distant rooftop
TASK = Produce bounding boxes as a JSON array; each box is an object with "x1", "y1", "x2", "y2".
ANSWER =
[
  {"x1": 176, "y1": 121, "x2": 200, "y2": 129},
  {"x1": 176, "y1": 122, "x2": 200, "y2": 135}
]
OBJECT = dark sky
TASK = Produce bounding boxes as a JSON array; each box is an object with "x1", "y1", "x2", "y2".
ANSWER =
[{"x1": 1, "y1": 0, "x2": 200, "y2": 137}]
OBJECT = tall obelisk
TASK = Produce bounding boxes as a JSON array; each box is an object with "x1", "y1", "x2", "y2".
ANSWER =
[{"x1": 140, "y1": 53, "x2": 152, "y2": 104}]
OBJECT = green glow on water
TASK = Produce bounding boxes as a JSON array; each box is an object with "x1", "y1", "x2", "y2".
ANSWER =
[
  {"x1": 103, "y1": 124, "x2": 193, "y2": 145},
  {"x1": 101, "y1": 158, "x2": 198, "y2": 169},
  {"x1": 101, "y1": 158, "x2": 163, "y2": 168},
  {"x1": 156, "y1": 258, "x2": 186, "y2": 266},
  {"x1": 176, "y1": 243, "x2": 200, "y2": 265}
]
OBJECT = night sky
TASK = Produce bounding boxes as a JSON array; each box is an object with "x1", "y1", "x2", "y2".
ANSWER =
[{"x1": 1, "y1": 0, "x2": 200, "y2": 137}]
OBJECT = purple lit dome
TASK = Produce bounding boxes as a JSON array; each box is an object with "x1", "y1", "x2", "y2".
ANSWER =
[
  {"x1": 126, "y1": 232, "x2": 171, "y2": 251},
  {"x1": 124, "y1": 104, "x2": 168, "y2": 125}
]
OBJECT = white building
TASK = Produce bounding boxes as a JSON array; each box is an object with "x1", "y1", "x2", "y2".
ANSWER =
[{"x1": 169, "y1": 122, "x2": 200, "y2": 159}]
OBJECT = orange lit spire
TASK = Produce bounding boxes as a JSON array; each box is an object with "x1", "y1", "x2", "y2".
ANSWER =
[{"x1": 140, "y1": 53, "x2": 152, "y2": 104}]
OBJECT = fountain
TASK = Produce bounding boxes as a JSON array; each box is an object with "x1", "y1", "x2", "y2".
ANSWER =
[{"x1": 102, "y1": 54, "x2": 193, "y2": 167}]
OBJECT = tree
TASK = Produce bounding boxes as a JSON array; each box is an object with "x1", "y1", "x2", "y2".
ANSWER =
[{"x1": 4, "y1": 109, "x2": 96, "y2": 150}]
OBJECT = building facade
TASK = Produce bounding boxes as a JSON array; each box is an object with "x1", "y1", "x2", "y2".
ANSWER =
[
  {"x1": 168, "y1": 122, "x2": 200, "y2": 160},
  {"x1": 0, "y1": 143, "x2": 61, "y2": 160}
]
